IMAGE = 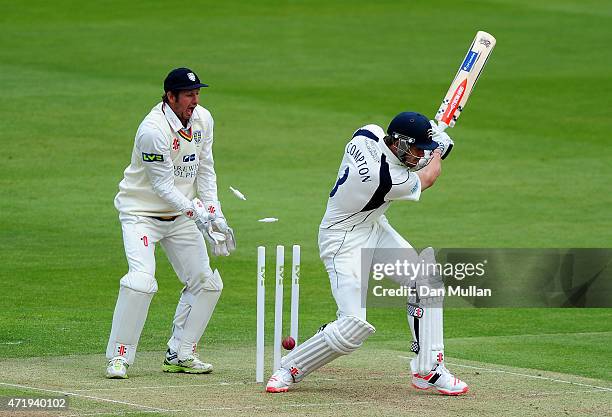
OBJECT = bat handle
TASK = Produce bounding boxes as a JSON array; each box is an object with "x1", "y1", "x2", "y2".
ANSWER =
[{"x1": 437, "y1": 120, "x2": 449, "y2": 132}]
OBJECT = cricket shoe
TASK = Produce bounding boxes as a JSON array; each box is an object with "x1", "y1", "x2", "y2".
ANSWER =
[
  {"x1": 106, "y1": 356, "x2": 129, "y2": 379},
  {"x1": 266, "y1": 367, "x2": 295, "y2": 393},
  {"x1": 162, "y1": 349, "x2": 213, "y2": 374},
  {"x1": 410, "y1": 359, "x2": 468, "y2": 396}
]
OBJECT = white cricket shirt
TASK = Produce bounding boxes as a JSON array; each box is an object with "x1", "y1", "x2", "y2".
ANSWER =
[
  {"x1": 114, "y1": 102, "x2": 217, "y2": 216},
  {"x1": 320, "y1": 124, "x2": 421, "y2": 231}
]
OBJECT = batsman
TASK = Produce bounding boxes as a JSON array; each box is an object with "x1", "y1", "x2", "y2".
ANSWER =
[{"x1": 267, "y1": 112, "x2": 468, "y2": 395}]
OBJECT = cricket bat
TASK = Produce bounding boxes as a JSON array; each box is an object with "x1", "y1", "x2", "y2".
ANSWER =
[{"x1": 435, "y1": 31, "x2": 496, "y2": 131}]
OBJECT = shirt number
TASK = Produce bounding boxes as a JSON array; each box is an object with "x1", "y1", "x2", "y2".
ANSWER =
[{"x1": 329, "y1": 167, "x2": 349, "y2": 197}]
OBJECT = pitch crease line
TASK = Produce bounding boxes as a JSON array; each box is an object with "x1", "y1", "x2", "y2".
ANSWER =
[
  {"x1": 450, "y1": 363, "x2": 612, "y2": 392},
  {"x1": 397, "y1": 357, "x2": 612, "y2": 392}
]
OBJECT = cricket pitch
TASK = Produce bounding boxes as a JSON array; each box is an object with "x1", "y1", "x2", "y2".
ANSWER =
[{"x1": 0, "y1": 345, "x2": 610, "y2": 417}]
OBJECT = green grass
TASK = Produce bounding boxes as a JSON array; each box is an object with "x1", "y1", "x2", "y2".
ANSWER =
[{"x1": 0, "y1": 0, "x2": 611, "y2": 391}]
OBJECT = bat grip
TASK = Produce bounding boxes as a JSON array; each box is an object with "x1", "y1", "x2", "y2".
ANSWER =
[{"x1": 437, "y1": 121, "x2": 449, "y2": 132}]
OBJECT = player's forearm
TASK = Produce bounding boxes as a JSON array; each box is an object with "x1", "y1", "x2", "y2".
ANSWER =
[
  {"x1": 144, "y1": 162, "x2": 192, "y2": 213},
  {"x1": 196, "y1": 166, "x2": 218, "y2": 202},
  {"x1": 153, "y1": 180, "x2": 192, "y2": 213}
]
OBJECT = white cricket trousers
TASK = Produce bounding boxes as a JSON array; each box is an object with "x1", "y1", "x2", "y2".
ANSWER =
[
  {"x1": 318, "y1": 215, "x2": 412, "y2": 321},
  {"x1": 106, "y1": 213, "x2": 217, "y2": 363},
  {"x1": 120, "y1": 213, "x2": 213, "y2": 285}
]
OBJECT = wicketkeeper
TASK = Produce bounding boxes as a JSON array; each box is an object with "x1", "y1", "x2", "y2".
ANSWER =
[
  {"x1": 105, "y1": 67, "x2": 236, "y2": 379},
  {"x1": 266, "y1": 112, "x2": 468, "y2": 395}
]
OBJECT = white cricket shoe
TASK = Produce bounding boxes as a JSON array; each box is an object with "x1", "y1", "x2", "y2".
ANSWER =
[
  {"x1": 106, "y1": 356, "x2": 128, "y2": 379},
  {"x1": 410, "y1": 358, "x2": 469, "y2": 396},
  {"x1": 162, "y1": 349, "x2": 213, "y2": 374},
  {"x1": 266, "y1": 367, "x2": 294, "y2": 393}
]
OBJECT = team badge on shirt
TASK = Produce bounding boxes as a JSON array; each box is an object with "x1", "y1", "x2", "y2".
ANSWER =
[{"x1": 193, "y1": 130, "x2": 202, "y2": 144}]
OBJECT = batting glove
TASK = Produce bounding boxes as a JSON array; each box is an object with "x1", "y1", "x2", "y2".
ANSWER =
[{"x1": 430, "y1": 120, "x2": 454, "y2": 160}]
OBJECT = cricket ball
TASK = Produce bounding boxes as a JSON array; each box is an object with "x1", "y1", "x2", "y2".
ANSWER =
[{"x1": 282, "y1": 336, "x2": 296, "y2": 351}]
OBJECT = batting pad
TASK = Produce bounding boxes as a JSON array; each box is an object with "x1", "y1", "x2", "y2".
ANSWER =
[
  {"x1": 410, "y1": 248, "x2": 445, "y2": 375},
  {"x1": 168, "y1": 269, "x2": 223, "y2": 360},
  {"x1": 106, "y1": 272, "x2": 158, "y2": 364},
  {"x1": 415, "y1": 298, "x2": 444, "y2": 375},
  {"x1": 281, "y1": 315, "x2": 375, "y2": 382}
]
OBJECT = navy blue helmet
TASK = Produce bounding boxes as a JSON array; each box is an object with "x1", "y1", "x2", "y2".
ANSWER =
[{"x1": 387, "y1": 112, "x2": 438, "y2": 150}]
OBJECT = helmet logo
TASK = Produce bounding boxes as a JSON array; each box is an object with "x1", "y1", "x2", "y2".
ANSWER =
[{"x1": 187, "y1": 72, "x2": 196, "y2": 82}]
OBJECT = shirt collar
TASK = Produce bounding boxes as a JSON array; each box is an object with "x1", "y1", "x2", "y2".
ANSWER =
[{"x1": 161, "y1": 102, "x2": 199, "y2": 132}]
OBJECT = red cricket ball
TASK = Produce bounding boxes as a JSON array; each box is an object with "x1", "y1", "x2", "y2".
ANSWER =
[{"x1": 282, "y1": 336, "x2": 296, "y2": 351}]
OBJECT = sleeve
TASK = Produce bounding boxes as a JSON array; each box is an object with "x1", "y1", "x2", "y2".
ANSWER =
[
  {"x1": 196, "y1": 113, "x2": 219, "y2": 202},
  {"x1": 386, "y1": 169, "x2": 421, "y2": 202},
  {"x1": 137, "y1": 126, "x2": 193, "y2": 213}
]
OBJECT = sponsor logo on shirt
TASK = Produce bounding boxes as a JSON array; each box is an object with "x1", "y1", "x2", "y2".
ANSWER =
[
  {"x1": 365, "y1": 140, "x2": 381, "y2": 163},
  {"x1": 174, "y1": 163, "x2": 198, "y2": 178},
  {"x1": 176, "y1": 153, "x2": 198, "y2": 178},
  {"x1": 142, "y1": 152, "x2": 164, "y2": 162}
]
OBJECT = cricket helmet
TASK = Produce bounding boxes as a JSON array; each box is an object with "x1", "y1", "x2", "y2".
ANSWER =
[
  {"x1": 387, "y1": 112, "x2": 438, "y2": 150},
  {"x1": 386, "y1": 111, "x2": 438, "y2": 171}
]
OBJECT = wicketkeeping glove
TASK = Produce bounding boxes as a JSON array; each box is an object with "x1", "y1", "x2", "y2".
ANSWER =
[
  {"x1": 183, "y1": 198, "x2": 225, "y2": 246},
  {"x1": 210, "y1": 228, "x2": 235, "y2": 256},
  {"x1": 430, "y1": 120, "x2": 454, "y2": 160},
  {"x1": 204, "y1": 200, "x2": 237, "y2": 256},
  {"x1": 212, "y1": 226, "x2": 236, "y2": 256}
]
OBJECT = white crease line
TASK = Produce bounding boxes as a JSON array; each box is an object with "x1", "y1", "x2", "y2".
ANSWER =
[
  {"x1": 60, "y1": 401, "x2": 373, "y2": 417},
  {"x1": 399, "y1": 357, "x2": 612, "y2": 392},
  {"x1": 450, "y1": 363, "x2": 612, "y2": 392},
  {"x1": 521, "y1": 389, "x2": 611, "y2": 396},
  {"x1": 0, "y1": 382, "x2": 169, "y2": 412}
]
